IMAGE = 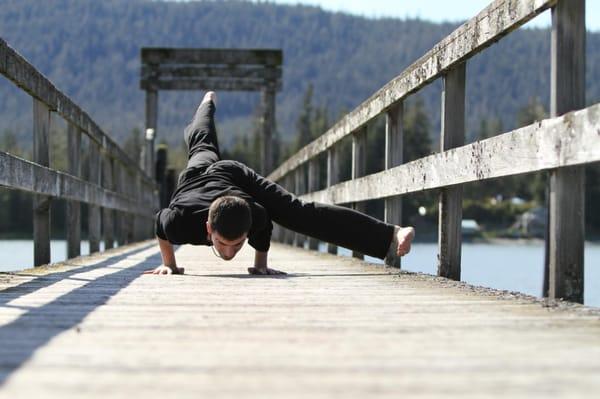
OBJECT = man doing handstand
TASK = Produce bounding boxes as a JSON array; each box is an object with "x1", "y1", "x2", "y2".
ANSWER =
[{"x1": 148, "y1": 91, "x2": 415, "y2": 275}]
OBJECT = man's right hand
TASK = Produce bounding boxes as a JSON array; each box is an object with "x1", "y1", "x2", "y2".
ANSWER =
[{"x1": 144, "y1": 265, "x2": 185, "y2": 275}]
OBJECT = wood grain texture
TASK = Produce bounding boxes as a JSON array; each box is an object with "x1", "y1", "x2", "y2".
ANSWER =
[
  {"x1": 0, "y1": 38, "x2": 152, "y2": 183},
  {"x1": 351, "y1": 129, "x2": 367, "y2": 259},
  {"x1": 547, "y1": 0, "x2": 586, "y2": 303},
  {"x1": 268, "y1": 0, "x2": 556, "y2": 182},
  {"x1": 298, "y1": 103, "x2": 600, "y2": 205},
  {"x1": 141, "y1": 48, "x2": 283, "y2": 65},
  {"x1": 141, "y1": 78, "x2": 282, "y2": 92},
  {"x1": 0, "y1": 241, "x2": 599, "y2": 398},
  {"x1": 384, "y1": 104, "x2": 403, "y2": 268},
  {"x1": 437, "y1": 64, "x2": 466, "y2": 281},
  {"x1": 33, "y1": 99, "x2": 51, "y2": 267},
  {"x1": 66, "y1": 123, "x2": 82, "y2": 259}
]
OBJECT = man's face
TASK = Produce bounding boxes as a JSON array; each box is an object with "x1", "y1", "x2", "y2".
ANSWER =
[{"x1": 206, "y1": 222, "x2": 247, "y2": 261}]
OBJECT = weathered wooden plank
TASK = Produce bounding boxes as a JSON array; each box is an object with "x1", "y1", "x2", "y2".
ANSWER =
[
  {"x1": 144, "y1": 90, "x2": 158, "y2": 176},
  {"x1": 268, "y1": 0, "x2": 556, "y2": 182},
  {"x1": 384, "y1": 103, "x2": 403, "y2": 268},
  {"x1": 293, "y1": 168, "x2": 307, "y2": 248},
  {"x1": 546, "y1": 0, "x2": 586, "y2": 303},
  {"x1": 141, "y1": 65, "x2": 282, "y2": 80},
  {"x1": 102, "y1": 153, "x2": 115, "y2": 250},
  {"x1": 88, "y1": 144, "x2": 102, "y2": 253},
  {"x1": 261, "y1": 87, "x2": 276, "y2": 174},
  {"x1": 351, "y1": 129, "x2": 367, "y2": 259},
  {"x1": 0, "y1": 151, "x2": 153, "y2": 216},
  {"x1": 141, "y1": 78, "x2": 282, "y2": 92},
  {"x1": 33, "y1": 99, "x2": 51, "y2": 267},
  {"x1": 298, "y1": 103, "x2": 600, "y2": 205},
  {"x1": 0, "y1": 38, "x2": 154, "y2": 186},
  {"x1": 66, "y1": 122, "x2": 81, "y2": 259},
  {"x1": 438, "y1": 64, "x2": 466, "y2": 281},
  {"x1": 326, "y1": 147, "x2": 341, "y2": 255},
  {"x1": 307, "y1": 158, "x2": 321, "y2": 250},
  {"x1": 141, "y1": 48, "x2": 283, "y2": 66}
]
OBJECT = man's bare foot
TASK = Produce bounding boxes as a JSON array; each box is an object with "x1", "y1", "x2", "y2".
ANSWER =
[
  {"x1": 202, "y1": 91, "x2": 216, "y2": 105},
  {"x1": 394, "y1": 226, "x2": 415, "y2": 257}
]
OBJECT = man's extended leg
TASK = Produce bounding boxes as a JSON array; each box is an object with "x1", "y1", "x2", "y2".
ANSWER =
[
  {"x1": 184, "y1": 91, "x2": 221, "y2": 170},
  {"x1": 243, "y1": 166, "x2": 414, "y2": 259}
]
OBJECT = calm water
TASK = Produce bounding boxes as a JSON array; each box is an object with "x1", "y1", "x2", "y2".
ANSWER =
[{"x1": 1, "y1": 240, "x2": 598, "y2": 307}]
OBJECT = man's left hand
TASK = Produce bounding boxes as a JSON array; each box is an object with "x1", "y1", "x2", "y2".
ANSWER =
[{"x1": 247, "y1": 267, "x2": 287, "y2": 275}]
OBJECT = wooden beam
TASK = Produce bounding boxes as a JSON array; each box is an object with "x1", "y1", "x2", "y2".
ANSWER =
[
  {"x1": 66, "y1": 122, "x2": 82, "y2": 259},
  {"x1": 294, "y1": 167, "x2": 306, "y2": 248},
  {"x1": 326, "y1": 147, "x2": 341, "y2": 255},
  {"x1": 0, "y1": 151, "x2": 155, "y2": 216},
  {"x1": 141, "y1": 78, "x2": 282, "y2": 92},
  {"x1": 352, "y1": 128, "x2": 367, "y2": 259},
  {"x1": 141, "y1": 48, "x2": 283, "y2": 66},
  {"x1": 102, "y1": 153, "x2": 115, "y2": 250},
  {"x1": 261, "y1": 87, "x2": 276, "y2": 174},
  {"x1": 438, "y1": 64, "x2": 466, "y2": 281},
  {"x1": 33, "y1": 99, "x2": 51, "y2": 267},
  {"x1": 297, "y1": 102, "x2": 600, "y2": 206},
  {"x1": 268, "y1": 0, "x2": 557, "y2": 182},
  {"x1": 546, "y1": 0, "x2": 586, "y2": 303},
  {"x1": 141, "y1": 65, "x2": 282, "y2": 80},
  {"x1": 144, "y1": 90, "x2": 158, "y2": 176},
  {"x1": 88, "y1": 144, "x2": 102, "y2": 253},
  {"x1": 0, "y1": 38, "x2": 153, "y2": 185},
  {"x1": 307, "y1": 158, "x2": 321, "y2": 251},
  {"x1": 384, "y1": 103, "x2": 403, "y2": 268}
]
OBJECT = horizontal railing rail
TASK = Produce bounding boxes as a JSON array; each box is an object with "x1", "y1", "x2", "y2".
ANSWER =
[
  {"x1": 268, "y1": 0, "x2": 596, "y2": 304},
  {"x1": 0, "y1": 38, "x2": 158, "y2": 266}
]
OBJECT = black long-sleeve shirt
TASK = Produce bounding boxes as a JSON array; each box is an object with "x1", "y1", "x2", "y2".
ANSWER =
[{"x1": 155, "y1": 160, "x2": 272, "y2": 252}]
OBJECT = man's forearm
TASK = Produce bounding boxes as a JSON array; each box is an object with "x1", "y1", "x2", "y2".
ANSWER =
[
  {"x1": 254, "y1": 250, "x2": 268, "y2": 270},
  {"x1": 157, "y1": 237, "x2": 178, "y2": 269}
]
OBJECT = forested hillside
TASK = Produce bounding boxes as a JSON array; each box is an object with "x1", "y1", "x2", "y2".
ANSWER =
[{"x1": 1, "y1": 0, "x2": 599, "y2": 152}]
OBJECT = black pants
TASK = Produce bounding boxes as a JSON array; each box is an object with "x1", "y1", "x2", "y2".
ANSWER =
[{"x1": 182, "y1": 99, "x2": 395, "y2": 259}]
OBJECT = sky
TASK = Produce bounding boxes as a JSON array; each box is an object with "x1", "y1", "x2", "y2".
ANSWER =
[{"x1": 251, "y1": 0, "x2": 600, "y2": 31}]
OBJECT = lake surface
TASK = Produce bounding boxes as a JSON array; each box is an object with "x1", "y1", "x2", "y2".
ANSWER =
[{"x1": 1, "y1": 239, "x2": 598, "y2": 307}]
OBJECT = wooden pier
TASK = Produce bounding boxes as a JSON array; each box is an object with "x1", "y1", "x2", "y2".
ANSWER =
[{"x1": 0, "y1": 242, "x2": 599, "y2": 398}]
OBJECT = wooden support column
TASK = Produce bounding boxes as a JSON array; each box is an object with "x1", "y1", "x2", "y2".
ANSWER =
[
  {"x1": 66, "y1": 122, "x2": 81, "y2": 258},
  {"x1": 88, "y1": 143, "x2": 102, "y2": 253},
  {"x1": 351, "y1": 128, "x2": 367, "y2": 259},
  {"x1": 102, "y1": 152, "x2": 115, "y2": 249},
  {"x1": 114, "y1": 165, "x2": 124, "y2": 245},
  {"x1": 294, "y1": 167, "x2": 306, "y2": 248},
  {"x1": 307, "y1": 159, "x2": 321, "y2": 250},
  {"x1": 33, "y1": 99, "x2": 51, "y2": 266},
  {"x1": 284, "y1": 175, "x2": 295, "y2": 245},
  {"x1": 384, "y1": 103, "x2": 404, "y2": 268},
  {"x1": 545, "y1": 0, "x2": 586, "y2": 303},
  {"x1": 144, "y1": 89, "x2": 158, "y2": 177},
  {"x1": 261, "y1": 86, "x2": 275, "y2": 175},
  {"x1": 437, "y1": 63, "x2": 466, "y2": 280},
  {"x1": 326, "y1": 147, "x2": 340, "y2": 255}
]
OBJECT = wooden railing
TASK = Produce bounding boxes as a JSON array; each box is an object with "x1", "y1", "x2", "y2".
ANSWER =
[
  {"x1": 0, "y1": 38, "x2": 158, "y2": 266},
  {"x1": 268, "y1": 0, "x2": 597, "y2": 303}
]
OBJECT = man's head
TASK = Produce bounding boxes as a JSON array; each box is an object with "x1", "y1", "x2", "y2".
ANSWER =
[{"x1": 206, "y1": 195, "x2": 252, "y2": 261}]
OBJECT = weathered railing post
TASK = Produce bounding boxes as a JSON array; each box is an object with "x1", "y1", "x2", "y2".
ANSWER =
[
  {"x1": 284, "y1": 174, "x2": 295, "y2": 245},
  {"x1": 66, "y1": 122, "x2": 82, "y2": 258},
  {"x1": 102, "y1": 150, "x2": 115, "y2": 249},
  {"x1": 326, "y1": 147, "x2": 340, "y2": 254},
  {"x1": 33, "y1": 99, "x2": 51, "y2": 266},
  {"x1": 384, "y1": 103, "x2": 404, "y2": 267},
  {"x1": 294, "y1": 167, "x2": 306, "y2": 248},
  {"x1": 545, "y1": 0, "x2": 586, "y2": 303},
  {"x1": 144, "y1": 89, "x2": 158, "y2": 176},
  {"x1": 261, "y1": 86, "x2": 275, "y2": 175},
  {"x1": 437, "y1": 63, "x2": 466, "y2": 280},
  {"x1": 88, "y1": 142, "x2": 102, "y2": 253},
  {"x1": 352, "y1": 128, "x2": 367, "y2": 259},
  {"x1": 307, "y1": 158, "x2": 320, "y2": 250}
]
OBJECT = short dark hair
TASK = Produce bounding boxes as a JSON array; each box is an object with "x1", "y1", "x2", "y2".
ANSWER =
[{"x1": 208, "y1": 195, "x2": 252, "y2": 240}]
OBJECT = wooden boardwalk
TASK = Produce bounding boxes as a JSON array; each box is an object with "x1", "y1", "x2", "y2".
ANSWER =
[{"x1": 1, "y1": 242, "x2": 599, "y2": 398}]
